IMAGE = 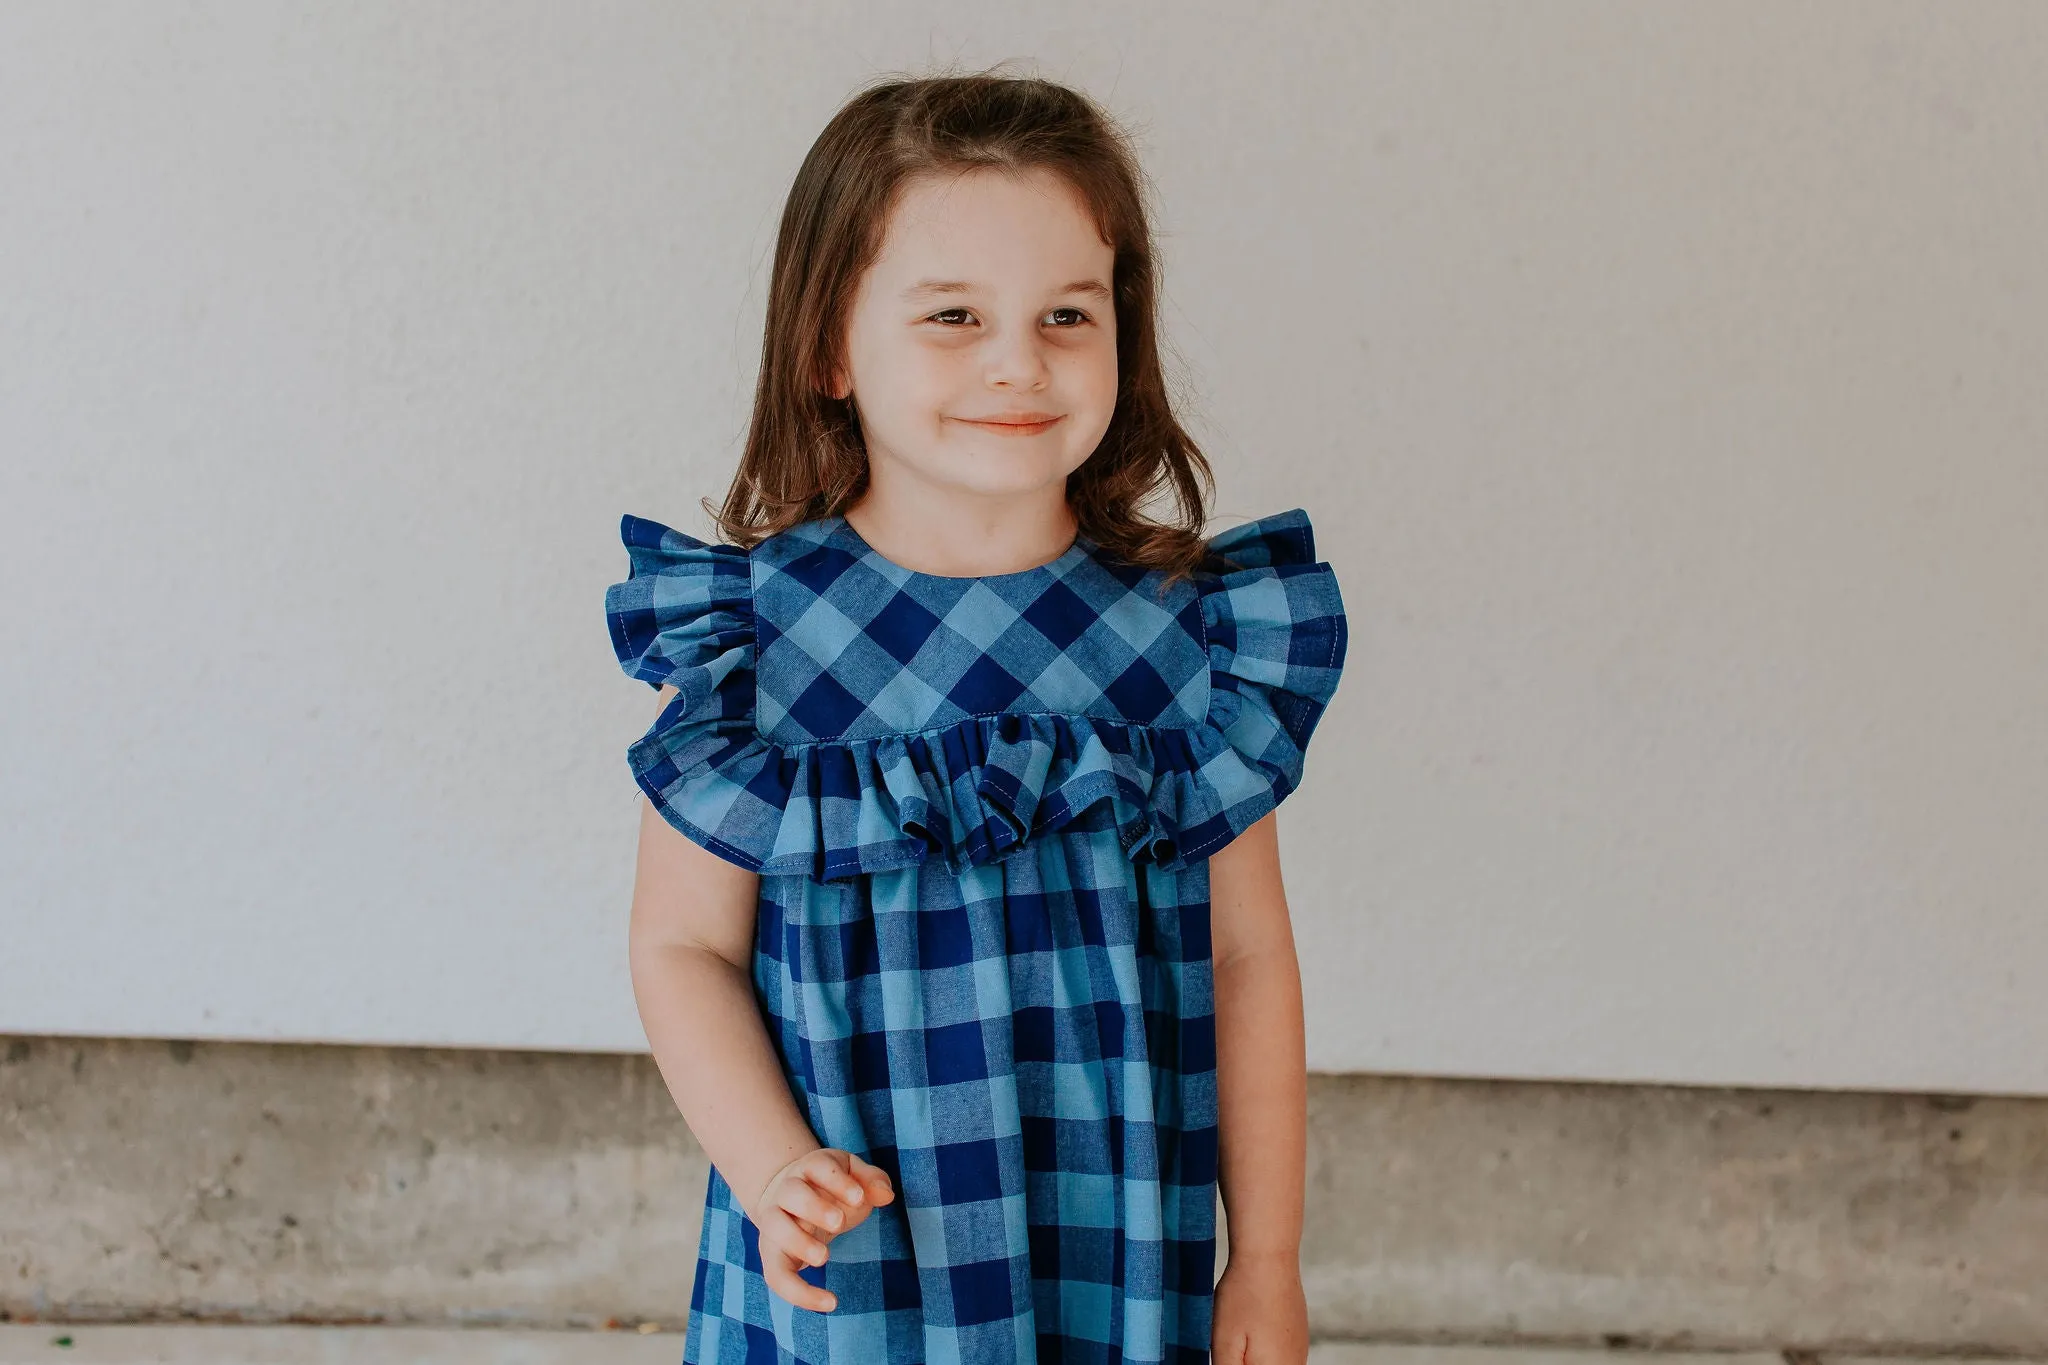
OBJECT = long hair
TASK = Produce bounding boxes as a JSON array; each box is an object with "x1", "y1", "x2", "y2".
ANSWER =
[{"x1": 704, "y1": 64, "x2": 1221, "y2": 586}]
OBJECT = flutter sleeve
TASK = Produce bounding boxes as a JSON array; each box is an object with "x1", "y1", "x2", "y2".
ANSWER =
[
  {"x1": 1138, "y1": 507, "x2": 1350, "y2": 865},
  {"x1": 603, "y1": 513, "x2": 773, "y2": 871}
]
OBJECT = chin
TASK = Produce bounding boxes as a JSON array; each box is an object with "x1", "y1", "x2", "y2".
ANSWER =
[{"x1": 888, "y1": 448, "x2": 1069, "y2": 493}]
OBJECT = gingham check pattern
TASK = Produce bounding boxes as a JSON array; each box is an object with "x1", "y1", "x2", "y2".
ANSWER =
[{"x1": 604, "y1": 509, "x2": 1347, "y2": 1365}]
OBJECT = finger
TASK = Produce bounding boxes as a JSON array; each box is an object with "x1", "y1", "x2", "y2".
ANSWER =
[
  {"x1": 847, "y1": 1153, "x2": 895, "y2": 1203},
  {"x1": 802, "y1": 1148, "x2": 863, "y2": 1197},
  {"x1": 827, "y1": 1161, "x2": 869, "y2": 1206},
  {"x1": 762, "y1": 1203, "x2": 831, "y2": 1268},
  {"x1": 843, "y1": 1150, "x2": 887, "y2": 1190},
  {"x1": 761, "y1": 1244, "x2": 838, "y2": 1314},
  {"x1": 766, "y1": 1224, "x2": 839, "y2": 1314},
  {"x1": 785, "y1": 1176, "x2": 855, "y2": 1235},
  {"x1": 803, "y1": 1151, "x2": 873, "y2": 1210}
]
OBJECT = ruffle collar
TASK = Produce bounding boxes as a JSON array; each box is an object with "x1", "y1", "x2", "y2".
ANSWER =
[{"x1": 604, "y1": 509, "x2": 1347, "y2": 883}]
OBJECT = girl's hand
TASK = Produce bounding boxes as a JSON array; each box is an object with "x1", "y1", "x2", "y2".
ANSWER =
[
  {"x1": 1210, "y1": 1252, "x2": 1309, "y2": 1365},
  {"x1": 744, "y1": 1147, "x2": 897, "y2": 1312}
]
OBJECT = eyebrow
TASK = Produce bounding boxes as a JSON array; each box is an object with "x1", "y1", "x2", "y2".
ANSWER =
[{"x1": 899, "y1": 278, "x2": 1113, "y2": 302}]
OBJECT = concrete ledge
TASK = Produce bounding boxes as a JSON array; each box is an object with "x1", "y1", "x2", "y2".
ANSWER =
[
  {"x1": 3, "y1": 1036, "x2": 2044, "y2": 1351},
  {"x1": 0, "y1": 1323, "x2": 686, "y2": 1363},
  {"x1": 0, "y1": 1036, "x2": 703, "y2": 1331},
  {"x1": 1301, "y1": 1075, "x2": 2046, "y2": 1351},
  {"x1": 0, "y1": 1328, "x2": 2038, "y2": 1365}
]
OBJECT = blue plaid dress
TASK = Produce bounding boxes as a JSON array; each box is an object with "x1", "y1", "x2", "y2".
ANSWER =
[{"x1": 604, "y1": 509, "x2": 1347, "y2": 1365}]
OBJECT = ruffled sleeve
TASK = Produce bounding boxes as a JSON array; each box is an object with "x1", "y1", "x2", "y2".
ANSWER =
[
  {"x1": 1137, "y1": 507, "x2": 1350, "y2": 867},
  {"x1": 603, "y1": 514, "x2": 772, "y2": 870}
]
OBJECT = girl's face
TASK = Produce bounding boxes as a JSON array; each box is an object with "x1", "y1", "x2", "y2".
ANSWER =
[{"x1": 830, "y1": 166, "x2": 1119, "y2": 502}]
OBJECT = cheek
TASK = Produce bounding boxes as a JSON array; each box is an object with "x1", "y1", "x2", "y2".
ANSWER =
[
  {"x1": 856, "y1": 341, "x2": 948, "y2": 405},
  {"x1": 912, "y1": 352, "x2": 984, "y2": 409},
  {"x1": 908, "y1": 365, "x2": 967, "y2": 416},
  {"x1": 866, "y1": 369, "x2": 964, "y2": 436},
  {"x1": 1071, "y1": 346, "x2": 1120, "y2": 410}
]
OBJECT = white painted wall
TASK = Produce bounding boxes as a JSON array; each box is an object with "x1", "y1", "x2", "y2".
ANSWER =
[{"x1": 4, "y1": 2, "x2": 2043, "y2": 1095}]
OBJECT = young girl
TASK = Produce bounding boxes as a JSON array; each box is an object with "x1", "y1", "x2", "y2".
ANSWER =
[{"x1": 605, "y1": 70, "x2": 1347, "y2": 1365}]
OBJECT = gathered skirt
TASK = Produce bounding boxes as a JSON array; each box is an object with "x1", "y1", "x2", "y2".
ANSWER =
[{"x1": 682, "y1": 819, "x2": 1219, "y2": 1365}]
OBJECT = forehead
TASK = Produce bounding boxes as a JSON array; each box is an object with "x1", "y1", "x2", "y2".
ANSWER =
[{"x1": 867, "y1": 167, "x2": 1109, "y2": 282}]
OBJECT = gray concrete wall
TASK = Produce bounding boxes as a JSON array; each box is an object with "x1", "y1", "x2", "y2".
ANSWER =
[{"x1": 3, "y1": 1036, "x2": 2043, "y2": 1351}]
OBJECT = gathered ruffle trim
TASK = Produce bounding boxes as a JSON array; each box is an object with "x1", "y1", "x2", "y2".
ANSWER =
[{"x1": 604, "y1": 510, "x2": 1347, "y2": 883}]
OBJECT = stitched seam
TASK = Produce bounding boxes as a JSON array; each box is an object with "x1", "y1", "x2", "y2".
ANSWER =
[{"x1": 770, "y1": 706, "x2": 1203, "y2": 751}]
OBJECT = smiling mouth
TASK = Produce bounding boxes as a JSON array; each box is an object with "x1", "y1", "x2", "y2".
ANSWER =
[{"x1": 956, "y1": 416, "x2": 1064, "y2": 434}]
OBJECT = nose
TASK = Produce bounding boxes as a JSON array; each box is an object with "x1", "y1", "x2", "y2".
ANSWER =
[{"x1": 981, "y1": 318, "x2": 1052, "y2": 391}]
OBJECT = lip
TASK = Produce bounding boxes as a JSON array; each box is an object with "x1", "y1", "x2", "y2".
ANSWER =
[{"x1": 956, "y1": 414, "x2": 1064, "y2": 434}]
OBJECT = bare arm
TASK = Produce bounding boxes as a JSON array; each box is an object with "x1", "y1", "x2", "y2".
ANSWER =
[
  {"x1": 626, "y1": 684, "x2": 822, "y2": 1211},
  {"x1": 1207, "y1": 808, "x2": 1307, "y2": 1268}
]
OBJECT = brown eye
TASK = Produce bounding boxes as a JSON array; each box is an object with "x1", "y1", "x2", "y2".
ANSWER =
[
  {"x1": 1048, "y1": 308, "x2": 1090, "y2": 326},
  {"x1": 929, "y1": 309, "x2": 972, "y2": 326}
]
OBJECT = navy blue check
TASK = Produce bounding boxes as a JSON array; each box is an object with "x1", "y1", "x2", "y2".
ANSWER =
[{"x1": 604, "y1": 509, "x2": 1347, "y2": 1365}]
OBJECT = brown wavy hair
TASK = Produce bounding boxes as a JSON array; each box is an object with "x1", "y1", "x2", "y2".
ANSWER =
[{"x1": 700, "y1": 63, "x2": 1222, "y2": 588}]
